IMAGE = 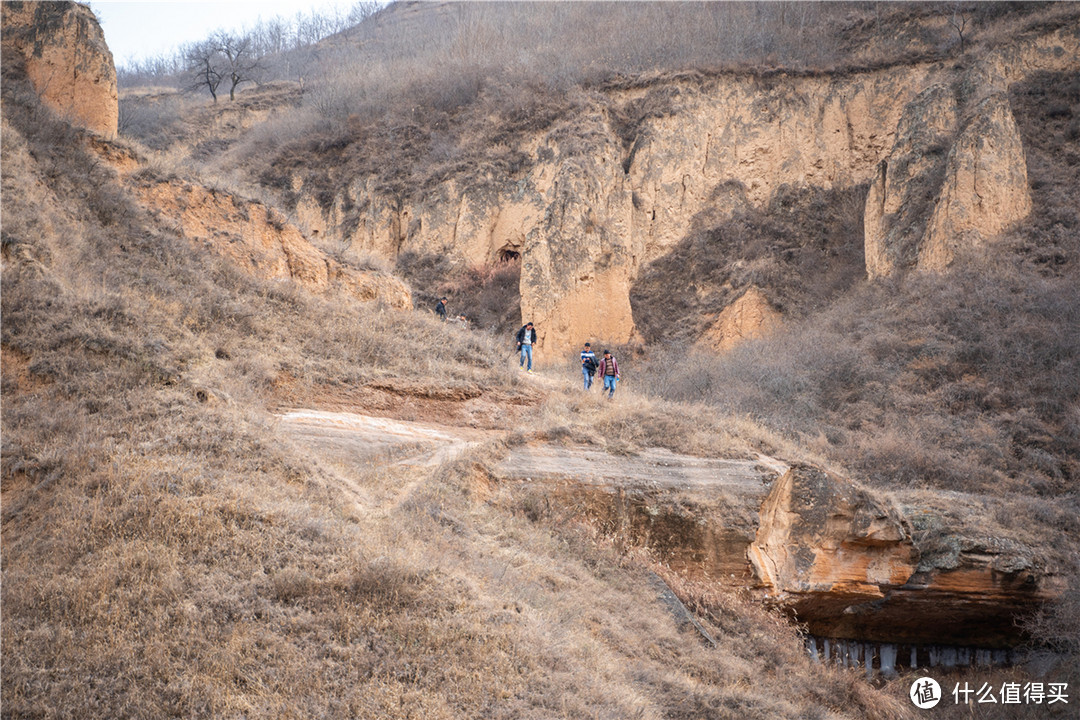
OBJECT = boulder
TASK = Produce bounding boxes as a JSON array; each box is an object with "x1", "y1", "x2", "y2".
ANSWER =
[{"x1": 749, "y1": 465, "x2": 917, "y2": 604}]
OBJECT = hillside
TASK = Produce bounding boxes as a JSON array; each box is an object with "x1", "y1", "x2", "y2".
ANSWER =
[{"x1": 4, "y1": 2, "x2": 1080, "y2": 719}]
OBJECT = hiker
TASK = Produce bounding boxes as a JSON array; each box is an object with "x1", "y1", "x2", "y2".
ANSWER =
[
  {"x1": 434, "y1": 296, "x2": 449, "y2": 321},
  {"x1": 580, "y1": 342, "x2": 597, "y2": 390},
  {"x1": 597, "y1": 349, "x2": 620, "y2": 399},
  {"x1": 516, "y1": 322, "x2": 536, "y2": 372}
]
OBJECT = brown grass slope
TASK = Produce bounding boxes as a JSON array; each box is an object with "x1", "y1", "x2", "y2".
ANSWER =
[{"x1": 2, "y1": 36, "x2": 913, "y2": 720}]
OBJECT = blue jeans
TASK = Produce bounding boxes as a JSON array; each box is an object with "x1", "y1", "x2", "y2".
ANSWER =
[
  {"x1": 603, "y1": 375, "x2": 618, "y2": 397},
  {"x1": 519, "y1": 344, "x2": 532, "y2": 370},
  {"x1": 583, "y1": 367, "x2": 593, "y2": 390}
]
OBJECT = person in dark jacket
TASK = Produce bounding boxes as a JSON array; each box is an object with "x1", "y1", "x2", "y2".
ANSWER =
[
  {"x1": 434, "y1": 296, "x2": 448, "y2": 321},
  {"x1": 580, "y1": 342, "x2": 597, "y2": 390},
  {"x1": 597, "y1": 349, "x2": 620, "y2": 398},
  {"x1": 516, "y1": 322, "x2": 537, "y2": 372}
]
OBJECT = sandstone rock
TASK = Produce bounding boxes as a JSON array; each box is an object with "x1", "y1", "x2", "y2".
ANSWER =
[
  {"x1": 749, "y1": 464, "x2": 917, "y2": 603},
  {"x1": 133, "y1": 179, "x2": 411, "y2": 308},
  {"x1": 747, "y1": 464, "x2": 1062, "y2": 645},
  {"x1": 1, "y1": 1, "x2": 118, "y2": 139},
  {"x1": 696, "y1": 286, "x2": 781, "y2": 352},
  {"x1": 520, "y1": 120, "x2": 640, "y2": 353},
  {"x1": 919, "y1": 93, "x2": 1032, "y2": 271},
  {"x1": 867, "y1": 85, "x2": 1035, "y2": 278}
]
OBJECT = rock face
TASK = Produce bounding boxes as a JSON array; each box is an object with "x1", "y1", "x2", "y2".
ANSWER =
[
  {"x1": 747, "y1": 465, "x2": 1059, "y2": 646},
  {"x1": 863, "y1": 84, "x2": 959, "y2": 278},
  {"x1": 696, "y1": 286, "x2": 782, "y2": 352},
  {"x1": 134, "y1": 179, "x2": 412, "y2": 308},
  {"x1": 1, "y1": 1, "x2": 118, "y2": 140},
  {"x1": 865, "y1": 90, "x2": 1032, "y2": 277},
  {"x1": 918, "y1": 93, "x2": 1033, "y2": 271},
  {"x1": 748, "y1": 466, "x2": 919, "y2": 632},
  {"x1": 290, "y1": 25, "x2": 1078, "y2": 355}
]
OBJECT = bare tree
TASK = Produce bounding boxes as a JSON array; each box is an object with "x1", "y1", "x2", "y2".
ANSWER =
[
  {"x1": 349, "y1": 1, "x2": 382, "y2": 26},
  {"x1": 216, "y1": 32, "x2": 262, "y2": 101},
  {"x1": 949, "y1": 3, "x2": 970, "y2": 54},
  {"x1": 184, "y1": 39, "x2": 224, "y2": 102}
]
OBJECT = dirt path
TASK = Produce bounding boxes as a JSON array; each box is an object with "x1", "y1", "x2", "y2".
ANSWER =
[
  {"x1": 277, "y1": 403, "x2": 786, "y2": 495},
  {"x1": 278, "y1": 408, "x2": 493, "y2": 468}
]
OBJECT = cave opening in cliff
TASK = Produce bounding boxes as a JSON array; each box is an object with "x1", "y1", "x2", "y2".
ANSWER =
[{"x1": 498, "y1": 248, "x2": 521, "y2": 263}]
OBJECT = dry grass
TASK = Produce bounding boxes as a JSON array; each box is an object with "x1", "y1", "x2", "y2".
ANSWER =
[
  {"x1": 3, "y1": 52, "x2": 915, "y2": 719},
  {"x1": 641, "y1": 262, "x2": 1080, "y2": 497},
  {"x1": 7, "y1": 4, "x2": 1080, "y2": 716}
]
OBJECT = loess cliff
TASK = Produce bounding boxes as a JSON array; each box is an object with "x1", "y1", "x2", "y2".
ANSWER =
[{"x1": 267, "y1": 15, "x2": 1078, "y2": 354}]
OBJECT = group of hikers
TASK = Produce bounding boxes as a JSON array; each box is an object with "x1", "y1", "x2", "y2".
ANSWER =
[
  {"x1": 518, "y1": 321, "x2": 622, "y2": 397},
  {"x1": 436, "y1": 297, "x2": 621, "y2": 398},
  {"x1": 517, "y1": 321, "x2": 621, "y2": 399},
  {"x1": 577, "y1": 341, "x2": 620, "y2": 399}
]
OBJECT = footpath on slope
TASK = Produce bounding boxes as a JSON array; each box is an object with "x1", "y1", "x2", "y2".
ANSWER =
[
  {"x1": 273, "y1": 367, "x2": 782, "y2": 649},
  {"x1": 275, "y1": 368, "x2": 785, "y2": 496},
  {"x1": 272, "y1": 367, "x2": 1060, "y2": 662}
]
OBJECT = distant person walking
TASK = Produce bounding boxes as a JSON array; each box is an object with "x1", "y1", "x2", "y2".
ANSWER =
[
  {"x1": 516, "y1": 322, "x2": 536, "y2": 372},
  {"x1": 434, "y1": 296, "x2": 449, "y2": 321},
  {"x1": 597, "y1": 349, "x2": 620, "y2": 399},
  {"x1": 580, "y1": 342, "x2": 597, "y2": 390}
]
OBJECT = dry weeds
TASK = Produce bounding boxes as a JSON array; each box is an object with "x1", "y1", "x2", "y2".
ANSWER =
[{"x1": 3, "y1": 57, "x2": 911, "y2": 719}]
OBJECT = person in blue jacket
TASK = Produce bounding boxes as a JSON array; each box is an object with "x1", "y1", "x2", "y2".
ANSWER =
[
  {"x1": 516, "y1": 322, "x2": 536, "y2": 372},
  {"x1": 580, "y1": 342, "x2": 597, "y2": 390}
]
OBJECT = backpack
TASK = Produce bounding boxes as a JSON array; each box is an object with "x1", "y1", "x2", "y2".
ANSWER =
[{"x1": 583, "y1": 357, "x2": 598, "y2": 376}]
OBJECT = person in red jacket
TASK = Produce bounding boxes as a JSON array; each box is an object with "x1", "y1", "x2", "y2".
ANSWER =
[{"x1": 597, "y1": 349, "x2": 620, "y2": 399}]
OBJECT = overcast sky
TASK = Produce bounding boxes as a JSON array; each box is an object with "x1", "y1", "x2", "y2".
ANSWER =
[{"x1": 89, "y1": 1, "x2": 353, "y2": 68}]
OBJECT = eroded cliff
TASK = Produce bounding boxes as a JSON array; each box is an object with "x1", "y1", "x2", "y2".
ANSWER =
[
  {"x1": 282, "y1": 22, "x2": 1079, "y2": 356},
  {"x1": 1, "y1": 1, "x2": 118, "y2": 140}
]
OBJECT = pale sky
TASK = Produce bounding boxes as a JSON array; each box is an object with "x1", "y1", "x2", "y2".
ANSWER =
[{"x1": 89, "y1": 1, "x2": 356, "y2": 68}]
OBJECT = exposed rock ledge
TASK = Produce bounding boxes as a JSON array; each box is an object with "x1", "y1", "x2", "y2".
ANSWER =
[
  {"x1": 277, "y1": 408, "x2": 1061, "y2": 647},
  {"x1": 750, "y1": 465, "x2": 1061, "y2": 646},
  {"x1": 500, "y1": 456, "x2": 1062, "y2": 647}
]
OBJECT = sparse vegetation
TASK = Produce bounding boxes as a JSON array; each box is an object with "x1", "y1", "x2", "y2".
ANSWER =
[
  {"x1": 398, "y1": 253, "x2": 523, "y2": 335},
  {"x1": 5, "y1": 1, "x2": 1080, "y2": 717},
  {"x1": 632, "y1": 184, "x2": 868, "y2": 344},
  {"x1": 4, "y1": 20, "x2": 913, "y2": 718}
]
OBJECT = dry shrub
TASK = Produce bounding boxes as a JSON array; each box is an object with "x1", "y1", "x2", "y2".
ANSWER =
[
  {"x1": 644, "y1": 257, "x2": 1080, "y2": 496},
  {"x1": 396, "y1": 252, "x2": 524, "y2": 335},
  {"x1": 631, "y1": 184, "x2": 867, "y2": 345},
  {"x1": 656, "y1": 568, "x2": 913, "y2": 720}
]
